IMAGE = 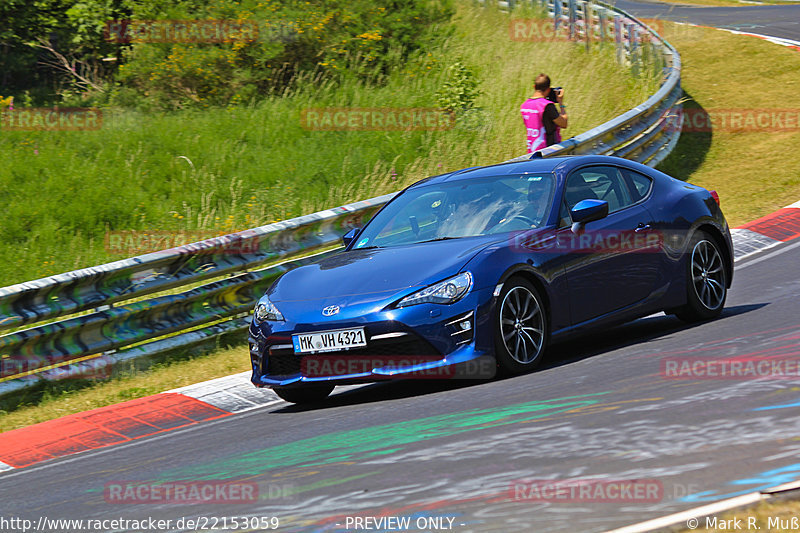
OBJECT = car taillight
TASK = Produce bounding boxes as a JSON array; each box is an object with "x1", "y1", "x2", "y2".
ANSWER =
[{"x1": 710, "y1": 190, "x2": 720, "y2": 206}]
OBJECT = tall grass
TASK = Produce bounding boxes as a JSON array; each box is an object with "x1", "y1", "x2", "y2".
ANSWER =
[{"x1": 0, "y1": 3, "x2": 658, "y2": 286}]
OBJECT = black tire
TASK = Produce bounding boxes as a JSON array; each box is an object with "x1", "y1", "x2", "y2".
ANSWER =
[
  {"x1": 272, "y1": 383, "x2": 334, "y2": 404},
  {"x1": 494, "y1": 276, "x2": 549, "y2": 374},
  {"x1": 674, "y1": 231, "x2": 727, "y2": 322}
]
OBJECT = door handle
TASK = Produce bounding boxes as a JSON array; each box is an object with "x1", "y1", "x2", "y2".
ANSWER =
[{"x1": 634, "y1": 223, "x2": 651, "y2": 233}]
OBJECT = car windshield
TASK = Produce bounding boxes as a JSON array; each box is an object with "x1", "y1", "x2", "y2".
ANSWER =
[{"x1": 354, "y1": 173, "x2": 555, "y2": 248}]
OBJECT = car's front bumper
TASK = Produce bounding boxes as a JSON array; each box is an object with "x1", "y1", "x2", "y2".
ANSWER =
[{"x1": 248, "y1": 287, "x2": 496, "y2": 387}]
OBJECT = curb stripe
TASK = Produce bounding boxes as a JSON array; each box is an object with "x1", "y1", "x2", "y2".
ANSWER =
[
  {"x1": 738, "y1": 207, "x2": 800, "y2": 242},
  {"x1": 730, "y1": 228, "x2": 781, "y2": 261},
  {"x1": 676, "y1": 22, "x2": 800, "y2": 52},
  {"x1": 0, "y1": 393, "x2": 230, "y2": 469},
  {"x1": 168, "y1": 371, "x2": 282, "y2": 413}
]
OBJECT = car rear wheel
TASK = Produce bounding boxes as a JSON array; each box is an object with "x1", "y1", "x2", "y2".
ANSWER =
[
  {"x1": 675, "y1": 231, "x2": 727, "y2": 322},
  {"x1": 494, "y1": 276, "x2": 548, "y2": 373},
  {"x1": 272, "y1": 383, "x2": 334, "y2": 404}
]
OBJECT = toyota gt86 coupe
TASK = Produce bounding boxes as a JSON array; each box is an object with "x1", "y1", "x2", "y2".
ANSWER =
[{"x1": 249, "y1": 154, "x2": 733, "y2": 403}]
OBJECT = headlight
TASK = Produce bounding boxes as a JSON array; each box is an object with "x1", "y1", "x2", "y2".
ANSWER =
[
  {"x1": 397, "y1": 272, "x2": 473, "y2": 308},
  {"x1": 254, "y1": 295, "x2": 284, "y2": 322}
]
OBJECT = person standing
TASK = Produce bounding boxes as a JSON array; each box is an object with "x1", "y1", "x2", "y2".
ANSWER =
[{"x1": 520, "y1": 73, "x2": 568, "y2": 153}]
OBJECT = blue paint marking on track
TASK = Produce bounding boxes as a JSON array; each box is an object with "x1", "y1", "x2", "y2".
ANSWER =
[
  {"x1": 753, "y1": 400, "x2": 800, "y2": 410},
  {"x1": 680, "y1": 463, "x2": 800, "y2": 503}
]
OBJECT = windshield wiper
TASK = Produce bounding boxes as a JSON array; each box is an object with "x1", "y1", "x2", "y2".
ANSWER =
[{"x1": 416, "y1": 237, "x2": 459, "y2": 244}]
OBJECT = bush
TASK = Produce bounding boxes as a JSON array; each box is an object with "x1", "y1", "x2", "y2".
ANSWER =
[
  {"x1": 113, "y1": 0, "x2": 454, "y2": 109},
  {"x1": 435, "y1": 60, "x2": 480, "y2": 112}
]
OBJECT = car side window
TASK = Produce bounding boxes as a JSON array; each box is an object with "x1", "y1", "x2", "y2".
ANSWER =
[
  {"x1": 621, "y1": 168, "x2": 653, "y2": 202},
  {"x1": 564, "y1": 166, "x2": 634, "y2": 214}
]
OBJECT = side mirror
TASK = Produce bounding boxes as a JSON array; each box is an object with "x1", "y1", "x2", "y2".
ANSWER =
[
  {"x1": 570, "y1": 199, "x2": 608, "y2": 232},
  {"x1": 342, "y1": 227, "x2": 361, "y2": 248}
]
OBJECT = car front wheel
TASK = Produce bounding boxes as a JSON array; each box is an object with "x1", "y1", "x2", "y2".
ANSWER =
[{"x1": 494, "y1": 276, "x2": 549, "y2": 373}]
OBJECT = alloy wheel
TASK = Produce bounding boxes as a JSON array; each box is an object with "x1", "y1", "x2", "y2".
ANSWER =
[{"x1": 499, "y1": 286, "x2": 545, "y2": 364}]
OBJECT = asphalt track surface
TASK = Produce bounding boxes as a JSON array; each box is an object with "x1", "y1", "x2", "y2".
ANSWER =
[
  {"x1": 614, "y1": 0, "x2": 800, "y2": 41},
  {"x1": 1, "y1": 237, "x2": 799, "y2": 532}
]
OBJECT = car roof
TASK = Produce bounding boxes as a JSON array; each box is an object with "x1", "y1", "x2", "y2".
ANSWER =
[{"x1": 409, "y1": 154, "x2": 646, "y2": 189}]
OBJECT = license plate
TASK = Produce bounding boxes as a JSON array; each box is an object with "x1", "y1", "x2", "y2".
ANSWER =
[{"x1": 293, "y1": 327, "x2": 367, "y2": 354}]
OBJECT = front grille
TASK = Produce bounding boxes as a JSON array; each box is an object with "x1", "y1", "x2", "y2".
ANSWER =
[
  {"x1": 263, "y1": 333, "x2": 440, "y2": 378},
  {"x1": 267, "y1": 354, "x2": 301, "y2": 376}
]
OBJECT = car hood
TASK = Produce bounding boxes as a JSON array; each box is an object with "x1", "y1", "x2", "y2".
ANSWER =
[{"x1": 269, "y1": 235, "x2": 501, "y2": 308}]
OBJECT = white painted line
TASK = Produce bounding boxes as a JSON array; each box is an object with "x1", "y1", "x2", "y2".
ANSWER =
[
  {"x1": 787, "y1": 200, "x2": 800, "y2": 209},
  {"x1": 763, "y1": 480, "x2": 800, "y2": 494},
  {"x1": 736, "y1": 237, "x2": 800, "y2": 270},
  {"x1": 725, "y1": 30, "x2": 800, "y2": 49},
  {"x1": 0, "y1": 461, "x2": 14, "y2": 472},
  {"x1": 604, "y1": 492, "x2": 764, "y2": 533},
  {"x1": 674, "y1": 22, "x2": 800, "y2": 50}
]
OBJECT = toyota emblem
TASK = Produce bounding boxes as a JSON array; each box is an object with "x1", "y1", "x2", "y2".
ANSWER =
[{"x1": 322, "y1": 305, "x2": 340, "y2": 317}]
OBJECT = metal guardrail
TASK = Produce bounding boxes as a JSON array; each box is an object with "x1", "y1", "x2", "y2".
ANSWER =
[{"x1": 0, "y1": 0, "x2": 681, "y2": 400}]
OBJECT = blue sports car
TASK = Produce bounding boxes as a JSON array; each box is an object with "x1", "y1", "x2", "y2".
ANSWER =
[{"x1": 249, "y1": 155, "x2": 733, "y2": 403}]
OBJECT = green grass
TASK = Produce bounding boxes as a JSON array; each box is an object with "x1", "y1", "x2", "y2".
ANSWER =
[
  {"x1": 656, "y1": 21, "x2": 800, "y2": 226},
  {"x1": 0, "y1": 2, "x2": 657, "y2": 287},
  {"x1": 0, "y1": 2, "x2": 659, "y2": 429}
]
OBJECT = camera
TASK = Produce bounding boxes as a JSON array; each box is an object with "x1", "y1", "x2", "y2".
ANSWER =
[{"x1": 546, "y1": 86, "x2": 563, "y2": 103}]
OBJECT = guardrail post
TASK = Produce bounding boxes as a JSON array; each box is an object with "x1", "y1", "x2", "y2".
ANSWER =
[
  {"x1": 598, "y1": 8, "x2": 607, "y2": 43},
  {"x1": 583, "y1": 1, "x2": 592, "y2": 49},
  {"x1": 629, "y1": 23, "x2": 639, "y2": 75},
  {"x1": 568, "y1": 0, "x2": 577, "y2": 40},
  {"x1": 554, "y1": 0, "x2": 562, "y2": 31},
  {"x1": 614, "y1": 15, "x2": 622, "y2": 63}
]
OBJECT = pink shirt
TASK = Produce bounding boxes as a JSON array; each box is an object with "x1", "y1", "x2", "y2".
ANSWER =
[{"x1": 520, "y1": 97, "x2": 561, "y2": 153}]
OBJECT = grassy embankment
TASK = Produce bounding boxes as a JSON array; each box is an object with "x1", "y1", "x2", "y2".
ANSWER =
[{"x1": 656, "y1": 21, "x2": 800, "y2": 226}]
